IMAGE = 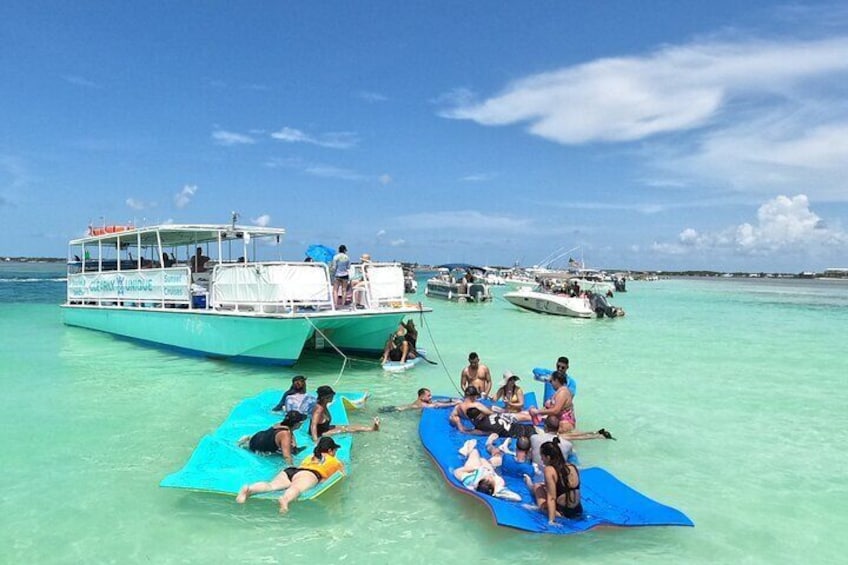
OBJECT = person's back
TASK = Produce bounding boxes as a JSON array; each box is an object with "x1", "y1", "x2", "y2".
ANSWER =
[
  {"x1": 530, "y1": 416, "x2": 574, "y2": 466},
  {"x1": 285, "y1": 392, "x2": 316, "y2": 415}
]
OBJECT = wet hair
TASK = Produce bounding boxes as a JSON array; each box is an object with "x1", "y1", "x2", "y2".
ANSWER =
[
  {"x1": 313, "y1": 436, "x2": 340, "y2": 458},
  {"x1": 465, "y1": 407, "x2": 482, "y2": 420},
  {"x1": 417, "y1": 388, "x2": 430, "y2": 397},
  {"x1": 540, "y1": 438, "x2": 572, "y2": 494},
  {"x1": 316, "y1": 385, "x2": 335, "y2": 401},
  {"x1": 544, "y1": 415, "x2": 560, "y2": 433},
  {"x1": 550, "y1": 371, "x2": 567, "y2": 385},
  {"x1": 468, "y1": 352, "x2": 479, "y2": 362},
  {"x1": 516, "y1": 436, "x2": 531, "y2": 452},
  {"x1": 281, "y1": 410, "x2": 307, "y2": 428},
  {"x1": 475, "y1": 478, "x2": 495, "y2": 495},
  {"x1": 557, "y1": 356, "x2": 569, "y2": 366}
]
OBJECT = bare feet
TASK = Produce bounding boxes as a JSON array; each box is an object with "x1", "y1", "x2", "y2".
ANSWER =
[
  {"x1": 235, "y1": 485, "x2": 251, "y2": 504},
  {"x1": 459, "y1": 439, "x2": 476, "y2": 457},
  {"x1": 278, "y1": 498, "x2": 289, "y2": 514},
  {"x1": 237, "y1": 435, "x2": 251, "y2": 448},
  {"x1": 485, "y1": 433, "x2": 499, "y2": 449},
  {"x1": 372, "y1": 417, "x2": 381, "y2": 431}
]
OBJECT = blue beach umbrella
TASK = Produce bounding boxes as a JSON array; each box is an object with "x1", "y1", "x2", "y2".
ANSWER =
[{"x1": 305, "y1": 244, "x2": 336, "y2": 264}]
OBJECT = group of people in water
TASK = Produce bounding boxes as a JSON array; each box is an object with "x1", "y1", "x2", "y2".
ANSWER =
[{"x1": 234, "y1": 352, "x2": 612, "y2": 524}]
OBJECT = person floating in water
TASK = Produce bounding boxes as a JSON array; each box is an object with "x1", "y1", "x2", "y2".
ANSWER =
[
  {"x1": 309, "y1": 385, "x2": 380, "y2": 443},
  {"x1": 237, "y1": 410, "x2": 307, "y2": 465}
]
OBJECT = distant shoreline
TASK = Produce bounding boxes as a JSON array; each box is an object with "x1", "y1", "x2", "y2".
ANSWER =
[{"x1": 3, "y1": 257, "x2": 846, "y2": 279}]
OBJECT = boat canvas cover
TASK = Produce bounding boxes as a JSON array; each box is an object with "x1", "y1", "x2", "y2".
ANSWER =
[
  {"x1": 419, "y1": 392, "x2": 693, "y2": 534},
  {"x1": 160, "y1": 390, "x2": 364, "y2": 501},
  {"x1": 364, "y1": 264, "x2": 406, "y2": 305},
  {"x1": 213, "y1": 264, "x2": 332, "y2": 305}
]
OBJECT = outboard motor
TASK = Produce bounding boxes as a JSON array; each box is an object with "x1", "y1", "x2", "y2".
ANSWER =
[{"x1": 614, "y1": 277, "x2": 627, "y2": 292}]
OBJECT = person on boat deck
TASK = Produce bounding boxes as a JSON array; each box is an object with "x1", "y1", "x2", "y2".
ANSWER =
[
  {"x1": 330, "y1": 244, "x2": 351, "y2": 307},
  {"x1": 236, "y1": 436, "x2": 345, "y2": 514},
  {"x1": 382, "y1": 388, "x2": 459, "y2": 412},
  {"x1": 272, "y1": 375, "x2": 315, "y2": 413},
  {"x1": 484, "y1": 433, "x2": 537, "y2": 479},
  {"x1": 309, "y1": 385, "x2": 380, "y2": 443},
  {"x1": 449, "y1": 385, "x2": 499, "y2": 432},
  {"x1": 191, "y1": 246, "x2": 210, "y2": 273},
  {"x1": 351, "y1": 253, "x2": 371, "y2": 308},
  {"x1": 524, "y1": 437, "x2": 583, "y2": 523},
  {"x1": 453, "y1": 439, "x2": 507, "y2": 497},
  {"x1": 461, "y1": 352, "x2": 493, "y2": 398},
  {"x1": 237, "y1": 410, "x2": 308, "y2": 465},
  {"x1": 161, "y1": 252, "x2": 175, "y2": 268},
  {"x1": 464, "y1": 406, "x2": 537, "y2": 439},
  {"x1": 494, "y1": 371, "x2": 528, "y2": 415},
  {"x1": 380, "y1": 324, "x2": 411, "y2": 364}
]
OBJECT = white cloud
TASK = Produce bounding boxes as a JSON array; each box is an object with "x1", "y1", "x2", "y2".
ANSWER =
[
  {"x1": 461, "y1": 173, "x2": 497, "y2": 182},
  {"x1": 390, "y1": 239, "x2": 406, "y2": 247},
  {"x1": 378, "y1": 174, "x2": 392, "y2": 185},
  {"x1": 376, "y1": 229, "x2": 386, "y2": 237},
  {"x1": 304, "y1": 165, "x2": 365, "y2": 181},
  {"x1": 212, "y1": 130, "x2": 256, "y2": 146},
  {"x1": 653, "y1": 194, "x2": 846, "y2": 256},
  {"x1": 174, "y1": 185, "x2": 197, "y2": 209},
  {"x1": 252, "y1": 214, "x2": 271, "y2": 227},
  {"x1": 270, "y1": 127, "x2": 357, "y2": 149},
  {"x1": 126, "y1": 198, "x2": 148, "y2": 210},
  {"x1": 397, "y1": 210, "x2": 534, "y2": 234}
]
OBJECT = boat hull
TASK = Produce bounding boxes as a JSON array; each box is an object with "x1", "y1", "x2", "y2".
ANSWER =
[
  {"x1": 503, "y1": 290, "x2": 594, "y2": 318},
  {"x1": 425, "y1": 280, "x2": 492, "y2": 302},
  {"x1": 62, "y1": 305, "x2": 425, "y2": 365}
]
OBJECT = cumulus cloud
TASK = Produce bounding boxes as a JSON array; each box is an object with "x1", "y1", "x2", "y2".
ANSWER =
[
  {"x1": 376, "y1": 229, "x2": 386, "y2": 237},
  {"x1": 270, "y1": 127, "x2": 357, "y2": 149},
  {"x1": 390, "y1": 239, "x2": 406, "y2": 247},
  {"x1": 653, "y1": 194, "x2": 846, "y2": 256},
  {"x1": 252, "y1": 214, "x2": 271, "y2": 227},
  {"x1": 304, "y1": 165, "x2": 365, "y2": 181},
  {"x1": 126, "y1": 198, "x2": 149, "y2": 210},
  {"x1": 440, "y1": 35, "x2": 848, "y2": 201},
  {"x1": 212, "y1": 130, "x2": 256, "y2": 146},
  {"x1": 397, "y1": 210, "x2": 534, "y2": 234},
  {"x1": 174, "y1": 185, "x2": 197, "y2": 209}
]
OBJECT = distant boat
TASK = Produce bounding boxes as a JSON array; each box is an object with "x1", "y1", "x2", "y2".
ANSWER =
[
  {"x1": 62, "y1": 221, "x2": 430, "y2": 365},
  {"x1": 424, "y1": 264, "x2": 492, "y2": 303},
  {"x1": 503, "y1": 287, "x2": 594, "y2": 318}
]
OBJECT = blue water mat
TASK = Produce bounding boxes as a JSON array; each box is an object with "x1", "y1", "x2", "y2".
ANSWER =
[
  {"x1": 160, "y1": 390, "x2": 366, "y2": 501},
  {"x1": 419, "y1": 392, "x2": 693, "y2": 534},
  {"x1": 533, "y1": 367, "x2": 577, "y2": 404}
]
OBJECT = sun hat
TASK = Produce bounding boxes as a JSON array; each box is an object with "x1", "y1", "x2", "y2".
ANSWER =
[{"x1": 502, "y1": 370, "x2": 520, "y2": 382}]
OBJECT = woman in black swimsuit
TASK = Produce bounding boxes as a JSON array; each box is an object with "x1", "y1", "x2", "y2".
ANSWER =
[
  {"x1": 524, "y1": 437, "x2": 583, "y2": 524},
  {"x1": 309, "y1": 385, "x2": 381, "y2": 443},
  {"x1": 238, "y1": 411, "x2": 307, "y2": 465}
]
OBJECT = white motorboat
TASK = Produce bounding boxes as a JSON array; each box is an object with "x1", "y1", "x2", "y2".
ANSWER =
[
  {"x1": 424, "y1": 264, "x2": 492, "y2": 303},
  {"x1": 503, "y1": 287, "x2": 594, "y2": 318}
]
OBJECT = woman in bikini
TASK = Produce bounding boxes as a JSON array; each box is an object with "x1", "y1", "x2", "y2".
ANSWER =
[
  {"x1": 309, "y1": 385, "x2": 380, "y2": 443},
  {"x1": 523, "y1": 437, "x2": 583, "y2": 524},
  {"x1": 237, "y1": 410, "x2": 307, "y2": 465},
  {"x1": 236, "y1": 437, "x2": 345, "y2": 514},
  {"x1": 528, "y1": 371, "x2": 576, "y2": 433}
]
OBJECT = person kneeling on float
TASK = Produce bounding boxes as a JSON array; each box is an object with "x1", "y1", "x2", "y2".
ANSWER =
[{"x1": 235, "y1": 436, "x2": 344, "y2": 514}]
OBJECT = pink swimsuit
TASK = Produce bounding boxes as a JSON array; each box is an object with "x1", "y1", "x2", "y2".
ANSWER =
[{"x1": 545, "y1": 398, "x2": 576, "y2": 426}]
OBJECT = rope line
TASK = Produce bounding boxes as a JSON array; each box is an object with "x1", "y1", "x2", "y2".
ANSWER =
[{"x1": 417, "y1": 304, "x2": 463, "y2": 395}]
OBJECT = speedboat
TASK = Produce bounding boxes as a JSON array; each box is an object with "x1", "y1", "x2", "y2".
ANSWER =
[
  {"x1": 503, "y1": 287, "x2": 594, "y2": 318},
  {"x1": 424, "y1": 264, "x2": 492, "y2": 303},
  {"x1": 62, "y1": 218, "x2": 430, "y2": 365}
]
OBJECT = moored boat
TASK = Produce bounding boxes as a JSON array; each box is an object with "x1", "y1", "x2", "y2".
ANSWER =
[
  {"x1": 62, "y1": 220, "x2": 430, "y2": 365},
  {"x1": 424, "y1": 264, "x2": 492, "y2": 303},
  {"x1": 503, "y1": 286, "x2": 594, "y2": 318}
]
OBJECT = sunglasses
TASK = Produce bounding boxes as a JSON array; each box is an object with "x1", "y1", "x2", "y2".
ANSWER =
[{"x1": 556, "y1": 364, "x2": 567, "y2": 370}]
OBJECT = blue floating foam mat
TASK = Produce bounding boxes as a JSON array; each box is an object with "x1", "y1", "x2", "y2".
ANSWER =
[
  {"x1": 419, "y1": 392, "x2": 693, "y2": 534},
  {"x1": 160, "y1": 390, "x2": 366, "y2": 500}
]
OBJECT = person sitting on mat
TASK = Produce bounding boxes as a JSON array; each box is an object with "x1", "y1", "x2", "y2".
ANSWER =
[
  {"x1": 449, "y1": 385, "x2": 500, "y2": 432},
  {"x1": 237, "y1": 411, "x2": 307, "y2": 465},
  {"x1": 380, "y1": 324, "x2": 411, "y2": 364},
  {"x1": 309, "y1": 385, "x2": 380, "y2": 443},
  {"x1": 524, "y1": 437, "x2": 583, "y2": 524},
  {"x1": 272, "y1": 375, "x2": 315, "y2": 413},
  {"x1": 236, "y1": 436, "x2": 345, "y2": 514}
]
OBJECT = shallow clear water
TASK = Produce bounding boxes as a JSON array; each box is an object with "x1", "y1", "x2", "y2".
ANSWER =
[{"x1": 1, "y1": 264, "x2": 847, "y2": 563}]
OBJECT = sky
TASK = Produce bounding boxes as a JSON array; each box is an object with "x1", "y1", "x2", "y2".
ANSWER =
[{"x1": 2, "y1": 1, "x2": 848, "y2": 272}]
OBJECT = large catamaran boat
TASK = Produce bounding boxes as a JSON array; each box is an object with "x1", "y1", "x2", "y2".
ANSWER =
[{"x1": 62, "y1": 220, "x2": 429, "y2": 365}]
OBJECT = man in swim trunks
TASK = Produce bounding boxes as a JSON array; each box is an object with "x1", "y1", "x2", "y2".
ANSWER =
[
  {"x1": 387, "y1": 388, "x2": 459, "y2": 412},
  {"x1": 236, "y1": 436, "x2": 345, "y2": 514},
  {"x1": 460, "y1": 352, "x2": 492, "y2": 398}
]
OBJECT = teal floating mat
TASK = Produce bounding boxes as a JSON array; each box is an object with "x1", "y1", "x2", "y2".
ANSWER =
[
  {"x1": 419, "y1": 392, "x2": 693, "y2": 534},
  {"x1": 160, "y1": 390, "x2": 366, "y2": 501}
]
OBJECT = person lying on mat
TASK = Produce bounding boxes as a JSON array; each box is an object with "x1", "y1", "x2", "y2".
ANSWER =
[
  {"x1": 385, "y1": 388, "x2": 459, "y2": 412},
  {"x1": 453, "y1": 439, "x2": 507, "y2": 496},
  {"x1": 449, "y1": 385, "x2": 500, "y2": 432},
  {"x1": 236, "y1": 436, "x2": 344, "y2": 514},
  {"x1": 309, "y1": 385, "x2": 380, "y2": 443},
  {"x1": 523, "y1": 437, "x2": 583, "y2": 524},
  {"x1": 464, "y1": 407, "x2": 537, "y2": 439},
  {"x1": 237, "y1": 410, "x2": 307, "y2": 465}
]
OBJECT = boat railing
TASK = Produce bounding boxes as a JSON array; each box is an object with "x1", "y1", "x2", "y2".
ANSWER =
[
  {"x1": 65, "y1": 266, "x2": 192, "y2": 308},
  {"x1": 210, "y1": 262, "x2": 335, "y2": 313}
]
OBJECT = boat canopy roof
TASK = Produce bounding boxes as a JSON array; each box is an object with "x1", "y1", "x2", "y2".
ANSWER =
[
  {"x1": 435, "y1": 263, "x2": 484, "y2": 272},
  {"x1": 70, "y1": 224, "x2": 286, "y2": 247}
]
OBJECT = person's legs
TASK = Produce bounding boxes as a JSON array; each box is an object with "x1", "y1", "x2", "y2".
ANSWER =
[
  {"x1": 236, "y1": 469, "x2": 293, "y2": 503},
  {"x1": 324, "y1": 418, "x2": 380, "y2": 434},
  {"x1": 400, "y1": 340, "x2": 410, "y2": 363},
  {"x1": 278, "y1": 471, "x2": 319, "y2": 513}
]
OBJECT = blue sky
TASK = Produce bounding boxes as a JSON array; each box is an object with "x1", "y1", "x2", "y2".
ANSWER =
[{"x1": 2, "y1": 1, "x2": 847, "y2": 271}]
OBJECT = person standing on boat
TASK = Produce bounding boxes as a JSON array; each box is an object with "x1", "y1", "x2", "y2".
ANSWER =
[
  {"x1": 330, "y1": 245, "x2": 351, "y2": 307},
  {"x1": 461, "y1": 352, "x2": 492, "y2": 398},
  {"x1": 191, "y1": 246, "x2": 210, "y2": 273}
]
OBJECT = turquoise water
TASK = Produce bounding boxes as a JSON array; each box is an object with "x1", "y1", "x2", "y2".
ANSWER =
[{"x1": 2, "y1": 263, "x2": 847, "y2": 563}]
